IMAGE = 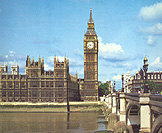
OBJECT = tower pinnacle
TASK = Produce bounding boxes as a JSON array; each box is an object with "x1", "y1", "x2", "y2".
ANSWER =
[
  {"x1": 85, "y1": 8, "x2": 96, "y2": 35},
  {"x1": 88, "y1": 8, "x2": 94, "y2": 23}
]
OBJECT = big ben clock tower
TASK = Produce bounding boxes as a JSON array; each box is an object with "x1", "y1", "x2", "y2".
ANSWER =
[{"x1": 83, "y1": 9, "x2": 98, "y2": 101}]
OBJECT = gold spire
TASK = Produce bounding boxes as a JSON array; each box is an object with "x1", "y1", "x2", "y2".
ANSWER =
[
  {"x1": 89, "y1": 8, "x2": 93, "y2": 22},
  {"x1": 39, "y1": 56, "x2": 41, "y2": 62},
  {"x1": 42, "y1": 56, "x2": 44, "y2": 62},
  {"x1": 88, "y1": 8, "x2": 94, "y2": 29},
  {"x1": 144, "y1": 56, "x2": 148, "y2": 65},
  {"x1": 32, "y1": 56, "x2": 34, "y2": 62},
  {"x1": 144, "y1": 56, "x2": 147, "y2": 61}
]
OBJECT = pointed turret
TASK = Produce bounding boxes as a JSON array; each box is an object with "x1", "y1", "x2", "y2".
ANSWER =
[
  {"x1": 85, "y1": 8, "x2": 96, "y2": 36},
  {"x1": 144, "y1": 56, "x2": 148, "y2": 65},
  {"x1": 64, "y1": 56, "x2": 66, "y2": 63},
  {"x1": 38, "y1": 56, "x2": 41, "y2": 67},
  {"x1": 41, "y1": 56, "x2": 44, "y2": 75},
  {"x1": 32, "y1": 56, "x2": 35, "y2": 66},
  {"x1": 39, "y1": 56, "x2": 41, "y2": 62},
  {"x1": 32, "y1": 57, "x2": 34, "y2": 63},
  {"x1": 76, "y1": 71, "x2": 78, "y2": 79},
  {"x1": 26, "y1": 55, "x2": 30, "y2": 67},
  {"x1": 88, "y1": 8, "x2": 94, "y2": 24}
]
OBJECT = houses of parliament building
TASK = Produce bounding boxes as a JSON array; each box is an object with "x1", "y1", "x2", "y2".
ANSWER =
[{"x1": 0, "y1": 9, "x2": 99, "y2": 103}]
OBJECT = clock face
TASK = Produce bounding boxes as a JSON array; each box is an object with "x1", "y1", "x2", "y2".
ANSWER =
[{"x1": 87, "y1": 42, "x2": 94, "y2": 49}]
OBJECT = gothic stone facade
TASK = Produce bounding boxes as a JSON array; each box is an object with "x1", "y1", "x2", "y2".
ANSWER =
[
  {"x1": 0, "y1": 56, "x2": 79, "y2": 103},
  {"x1": 127, "y1": 69, "x2": 162, "y2": 93},
  {"x1": 83, "y1": 9, "x2": 98, "y2": 101},
  {"x1": 125, "y1": 57, "x2": 162, "y2": 93},
  {"x1": 0, "y1": 9, "x2": 99, "y2": 102}
]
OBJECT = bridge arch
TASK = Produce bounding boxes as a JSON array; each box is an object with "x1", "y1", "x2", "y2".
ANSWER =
[
  {"x1": 126, "y1": 102, "x2": 140, "y2": 132},
  {"x1": 152, "y1": 115, "x2": 162, "y2": 133}
]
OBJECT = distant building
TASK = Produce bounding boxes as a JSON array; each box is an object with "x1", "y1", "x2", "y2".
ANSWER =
[
  {"x1": 0, "y1": 56, "x2": 79, "y2": 103},
  {"x1": 124, "y1": 56, "x2": 162, "y2": 93},
  {"x1": 78, "y1": 78, "x2": 84, "y2": 101},
  {"x1": 106, "y1": 81, "x2": 114, "y2": 92},
  {"x1": 98, "y1": 81, "x2": 102, "y2": 86},
  {"x1": 0, "y1": 64, "x2": 8, "y2": 73},
  {"x1": 124, "y1": 71, "x2": 131, "y2": 93},
  {"x1": 11, "y1": 65, "x2": 19, "y2": 75}
]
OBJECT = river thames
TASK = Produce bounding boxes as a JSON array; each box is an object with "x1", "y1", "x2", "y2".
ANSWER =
[{"x1": 0, "y1": 112, "x2": 98, "y2": 133}]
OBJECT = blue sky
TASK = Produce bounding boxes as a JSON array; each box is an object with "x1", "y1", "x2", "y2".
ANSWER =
[{"x1": 0, "y1": 0, "x2": 162, "y2": 90}]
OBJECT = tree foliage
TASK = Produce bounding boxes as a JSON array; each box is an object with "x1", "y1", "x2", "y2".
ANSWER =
[
  {"x1": 141, "y1": 80, "x2": 162, "y2": 93},
  {"x1": 98, "y1": 83, "x2": 110, "y2": 97}
]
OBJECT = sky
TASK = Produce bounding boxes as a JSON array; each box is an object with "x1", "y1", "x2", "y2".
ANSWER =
[{"x1": 0, "y1": 0, "x2": 162, "y2": 90}]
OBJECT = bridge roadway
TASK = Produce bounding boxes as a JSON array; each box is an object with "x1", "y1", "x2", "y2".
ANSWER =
[{"x1": 101, "y1": 92, "x2": 162, "y2": 133}]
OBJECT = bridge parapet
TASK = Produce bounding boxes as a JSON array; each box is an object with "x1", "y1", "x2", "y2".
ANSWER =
[
  {"x1": 101, "y1": 93, "x2": 162, "y2": 132},
  {"x1": 150, "y1": 95, "x2": 162, "y2": 108},
  {"x1": 125, "y1": 93, "x2": 139, "y2": 102}
]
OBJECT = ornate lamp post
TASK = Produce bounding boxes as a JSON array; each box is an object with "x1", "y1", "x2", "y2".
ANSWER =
[
  {"x1": 143, "y1": 56, "x2": 148, "y2": 93},
  {"x1": 114, "y1": 80, "x2": 115, "y2": 92},
  {"x1": 121, "y1": 73, "x2": 124, "y2": 92}
]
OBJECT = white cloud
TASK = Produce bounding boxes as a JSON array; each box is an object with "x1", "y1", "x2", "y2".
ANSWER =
[
  {"x1": 139, "y1": 23, "x2": 162, "y2": 35},
  {"x1": 128, "y1": 68, "x2": 139, "y2": 76},
  {"x1": 47, "y1": 56, "x2": 83, "y2": 67},
  {"x1": 101, "y1": 79, "x2": 110, "y2": 83},
  {"x1": 56, "y1": 56, "x2": 65, "y2": 62},
  {"x1": 98, "y1": 37, "x2": 125, "y2": 62},
  {"x1": 112, "y1": 62, "x2": 134, "y2": 68},
  {"x1": 69, "y1": 58, "x2": 83, "y2": 67},
  {"x1": 106, "y1": 79, "x2": 110, "y2": 82},
  {"x1": 147, "y1": 36, "x2": 155, "y2": 45},
  {"x1": 99, "y1": 37, "x2": 123, "y2": 53},
  {"x1": 47, "y1": 56, "x2": 65, "y2": 64},
  {"x1": 7, "y1": 61, "x2": 15, "y2": 65},
  {"x1": 9, "y1": 51, "x2": 15, "y2": 57},
  {"x1": 47, "y1": 56, "x2": 54, "y2": 64},
  {"x1": 73, "y1": 49, "x2": 83, "y2": 58},
  {"x1": 44, "y1": 64, "x2": 53, "y2": 71},
  {"x1": 7, "y1": 61, "x2": 24, "y2": 69},
  {"x1": 0, "y1": 51, "x2": 26, "y2": 73},
  {"x1": 9, "y1": 51, "x2": 14, "y2": 54},
  {"x1": 75, "y1": 68, "x2": 84, "y2": 78},
  {"x1": 150, "y1": 57, "x2": 162, "y2": 71},
  {"x1": 138, "y1": 2, "x2": 162, "y2": 21},
  {"x1": 113, "y1": 75, "x2": 121, "y2": 81}
]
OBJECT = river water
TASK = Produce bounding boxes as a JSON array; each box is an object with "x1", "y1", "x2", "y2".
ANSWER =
[{"x1": 0, "y1": 112, "x2": 98, "y2": 133}]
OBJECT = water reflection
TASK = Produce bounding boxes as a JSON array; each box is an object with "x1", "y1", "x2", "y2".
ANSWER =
[
  {"x1": 0, "y1": 113, "x2": 98, "y2": 133},
  {"x1": 67, "y1": 112, "x2": 70, "y2": 129}
]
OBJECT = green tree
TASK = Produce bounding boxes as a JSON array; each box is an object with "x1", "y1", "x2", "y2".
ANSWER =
[
  {"x1": 141, "y1": 81, "x2": 162, "y2": 93},
  {"x1": 98, "y1": 83, "x2": 110, "y2": 97},
  {"x1": 155, "y1": 83, "x2": 162, "y2": 93}
]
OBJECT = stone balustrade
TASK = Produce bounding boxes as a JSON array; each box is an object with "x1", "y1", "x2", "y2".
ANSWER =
[{"x1": 100, "y1": 92, "x2": 162, "y2": 133}]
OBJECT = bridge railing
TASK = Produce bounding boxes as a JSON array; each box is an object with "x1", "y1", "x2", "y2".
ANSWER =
[
  {"x1": 125, "y1": 93, "x2": 139, "y2": 102},
  {"x1": 150, "y1": 94, "x2": 162, "y2": 108}
]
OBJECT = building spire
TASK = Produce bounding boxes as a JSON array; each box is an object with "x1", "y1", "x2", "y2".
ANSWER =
[
  {"x1": 85, "y1": 8, "x2": 96, "y2": 36},
  {"x1": 90, "y1": 8, "x2": 92, "y2": 19},
  {"x1": 88, "y1": 8, "x2": 94, "y2": 23}
]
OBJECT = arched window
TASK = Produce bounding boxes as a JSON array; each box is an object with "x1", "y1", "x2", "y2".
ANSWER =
[{"x1": 148, "y1": 74, "x2": 150, "y2": 79}]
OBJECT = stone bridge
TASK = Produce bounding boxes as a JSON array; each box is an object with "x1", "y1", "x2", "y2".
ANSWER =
[{"x1": 101, "y1": 93, "x2": 162, "y2": 133}]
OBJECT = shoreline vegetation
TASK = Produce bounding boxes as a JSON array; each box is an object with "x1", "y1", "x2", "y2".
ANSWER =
[{"x1": 0, "y1": 102, "x2": 102, "y2": 113}]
